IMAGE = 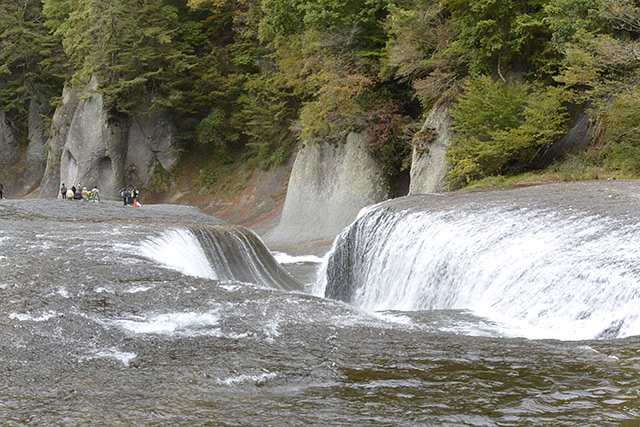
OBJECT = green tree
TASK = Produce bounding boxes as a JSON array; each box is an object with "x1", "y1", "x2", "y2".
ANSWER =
[
  {"x1": 447, "y1": 75, "x2": 569, "y2": 187},
  {"x1": 382, "y1": 0, "x2": 458, "y2": 106},
  {"x1": 43, "y1": 0, "x2": 195, "y2": 116},
  {"x1": 0, "y1": 0, "x2": 67, "y2": 136},
  {"x1": 185, "y1": 0, "x2": 301, "y2": 166},
  {"x1": 441, "y1": 0, "x2": 555, "y2": 78}
]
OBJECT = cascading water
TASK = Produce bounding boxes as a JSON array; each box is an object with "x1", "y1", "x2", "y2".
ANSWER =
[
  {"x1": 321, "y1": 183, "x2": 640, "y2": 340},
  {"x1": 139, "y1": 228, "x2": 218, "y2": 279},
  {"x1": 3, "y1": 194, "x2": 640, "y2": 425},
  {"x1": 139, "y1": 225, "x2": 302, "y2": 291}
]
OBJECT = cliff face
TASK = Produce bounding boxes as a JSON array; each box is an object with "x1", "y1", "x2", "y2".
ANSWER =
[
  {"x1": 0, "y1": 108, "x2": 20, "y2": 194},
  {"x1": 265, "y1": 132, "x2": 389, "y2": 251},
  {"x1": 409, "y1": 105, "x2": 452, "y2": 195},
  {"x1": 58, "y1": 77, "x2": 127, "y2": 197},
  {"x1": 40, "y1": 87, "x2": 81, "y2": 198},
  {"x1": 39, "y1": 77, "x2": 179, "y2": 198},
  {"x1": 25, "y1": 97, "x2": 53, "y2": 188}
]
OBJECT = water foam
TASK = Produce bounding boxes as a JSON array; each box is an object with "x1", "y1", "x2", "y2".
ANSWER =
[
  {"x1": 9, "y1": 311, "x2": 61, "y2": 322},
  {"x1": 93, "y1": 348, "x2": 137, "y2": 367},
  {"x1": 123, "y1": 285, "x2": 154, "y2": 293},
  {"x1": 114, "y1": 312, "x2": 221, "y2": 336},
  {"x1": 216, "y1": 371, "x2": 278, "y2": 386},
  {"x1": 139, "y1": 229, "x2": 217, "y2": 279},
  {"x1": 272, "y1": 252, "x2": 324, "y2": 265},
  {"x1": 322, "y1": 204, "x2": 640, "y2": 340}
]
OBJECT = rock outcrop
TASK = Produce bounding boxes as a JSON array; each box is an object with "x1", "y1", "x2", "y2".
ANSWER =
[
  {"x1": 0, "y1": 107, "x2": 20, "y2": 195},
  {"x1": 266, "y1": 132, "x2": 389, "y2": 251},
  {"x1": 537, "y1": 106, "x2": 594, "y2": 166},
  {"x1": 58, "y1": 77, "x2": 127, "y2": 197},
  {"x1": 40, "y1": 87, "x2": 81, "y2": 198},
  {"x1": 40, "y1": 76, "x2": 179, "y2": 198},
  {"x1": 25, "y1": 97, "x2": 53, "y2": 187},
  {"x1": 409, "y1": 105, "x2": 452, "y2": 195},
  {"x1": 126, "y1": 109, "x2": 178, "y2": 185}
]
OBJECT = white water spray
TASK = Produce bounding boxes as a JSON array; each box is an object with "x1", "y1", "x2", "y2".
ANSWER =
[
  {"x1": 139, "y1": 229, "x2": 217, "y2": 279},
  {"x1": 321, "y1": 202, "x2": 640, "y2": 340},
  {"x1": 138, "y1": 226, "x2": 302, "y2": 291}
]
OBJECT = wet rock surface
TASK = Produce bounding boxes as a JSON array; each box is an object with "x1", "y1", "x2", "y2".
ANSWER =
[
  {"x1": 2, "y1": 181, "x2": 640, "y2": 425},
  {"x1": 0, "y1": 199, "x2": 225, "y2": 225}
]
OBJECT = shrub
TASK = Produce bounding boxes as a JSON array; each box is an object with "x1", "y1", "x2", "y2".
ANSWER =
[
  {"x1": 598, "y1": 86, "x2": 640, "y2": 173},
  {"x1": 447, "y1": 75, "x2": 570, "y2": 187}
]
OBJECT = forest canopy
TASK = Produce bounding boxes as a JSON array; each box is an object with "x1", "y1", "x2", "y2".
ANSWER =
[{"x1": 1, "y1": 0, "x2": 639, "y2": 187}]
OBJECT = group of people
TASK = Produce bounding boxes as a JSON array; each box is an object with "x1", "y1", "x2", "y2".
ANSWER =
[
  {"x1": 59, "y1": 183, "x2": 141, "y2": 205},
  {"x1": 60, "y1": 183, "x2": 100, "y2": 202},
  {"x1": 122, "y1": 188, "x2": 140, "y2": 206}
]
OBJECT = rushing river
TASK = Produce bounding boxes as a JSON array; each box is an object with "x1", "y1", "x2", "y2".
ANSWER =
[{"x1": 1, "y1": 182, "x2": 640, "y2": 425}]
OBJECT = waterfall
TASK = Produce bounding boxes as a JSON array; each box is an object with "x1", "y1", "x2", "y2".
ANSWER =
[
  {"x1": 140, "y1": 225, "x2": 302, "y2": 292},
  {"x1": 321, "y1": 185, "x2": 640, "y2": 340},
  {"x1": 139, "y1": 228, "x2": 217, "y2": 279}
]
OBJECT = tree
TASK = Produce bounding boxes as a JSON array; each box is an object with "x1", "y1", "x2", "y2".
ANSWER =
[
  {"x1": 447, "y1": 75, "x2": 569, "y2": 187},
  {"x1": 43, "y1": 0, "x2": 195, "y2": 116},
  {"x1": 0, "y1": 0, "x2": 67, "y2": 137},
  {"x1": 441, "y1": 0, "x2": 555, "y2": 78},
  {"x1": 382, "y1": 0, "x2": 458, "y2": 106}
]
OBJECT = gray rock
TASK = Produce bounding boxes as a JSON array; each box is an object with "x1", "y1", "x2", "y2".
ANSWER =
[
  {"x1": 537, "y1": 106, "x2": 594, "y2": 166},
  {"x1": 43, "y1": 76, "x2": 179, "y2": 198},
  {"x1": 409, "y1": 105, "x2": 452, "y2": 195},
  {"x1": 59, "y1": 76, "x2": 127, "y2": 197},
  {"x1": 0, "y1": 107, "x2": 20, "y2": 192},
  {"x1": 126, "y1": 109, "x2": 178, "y2": 185},
  {"x1": 25, "y1": 97, "x2": 53, "y2": 186},
  {"x1": 40, "y1": 87, "x2": 81, "y2": 198},
  {"x1": 267, "y1": 132, "x2": 389, "y2": 250}
]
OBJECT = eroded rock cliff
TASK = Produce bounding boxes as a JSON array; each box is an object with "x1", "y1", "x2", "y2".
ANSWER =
[
  {"x1": 409, "y1": 105, "x2": 452, "y2": 195},
  {"x1": 266, "y1": 132, "x2": 389, "y2": 250},
  {"x1": 0, "y1": 107, "x2": 20, "y2": 194},
  {"x1": 40, "y1": 77, "x2": 179, "y2": 198}
]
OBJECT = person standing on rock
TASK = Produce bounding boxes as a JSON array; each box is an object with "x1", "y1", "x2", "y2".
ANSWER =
[
  {"x1": 91, "y1": 186, "x2": 100, "y2": 202},
  {"x1": 122, "y1": 188, "x2": 128, "y2": 206},
  {"x1": 0, "y1": 182, "x2": 4, "y2": 200},
  {"x1": 61, "y1": 183, "x2": 67, "y2": 199}
]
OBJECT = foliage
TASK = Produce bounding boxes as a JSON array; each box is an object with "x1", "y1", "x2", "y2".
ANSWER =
[
  {"x1": 598, "y1": 85, "x2": 640, "y2": 173},
  {"x1": 0, "y1": 0, "x2": 67, "y2": 138},
  {"x1": 364, "y1": 97, "x2": 420, "y2": 176},
  {"x1": 543, "y1": 0, "x2": 605, "y2": 52},
  {"x1": 259, "y1": 0, "x2": 414, "y2": 150},
  {"x1": 233, "y1": 71, "x2": 300, "y2": 169},
  {"x1": 447, "y1": 75, "x2": 570, "y2": 187},
  {"x1": 43, "y1": 0, "x2": 195, "y2": 117},
  {"x1": 441, "y1": 0, "x2": 555, "y2": 77},
  {"x1": 382, "y1": 0, "x2": 458, "y2": 106},
  {"x1": 8, "y1": 0, "x2": 640, "y2": 193}
]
